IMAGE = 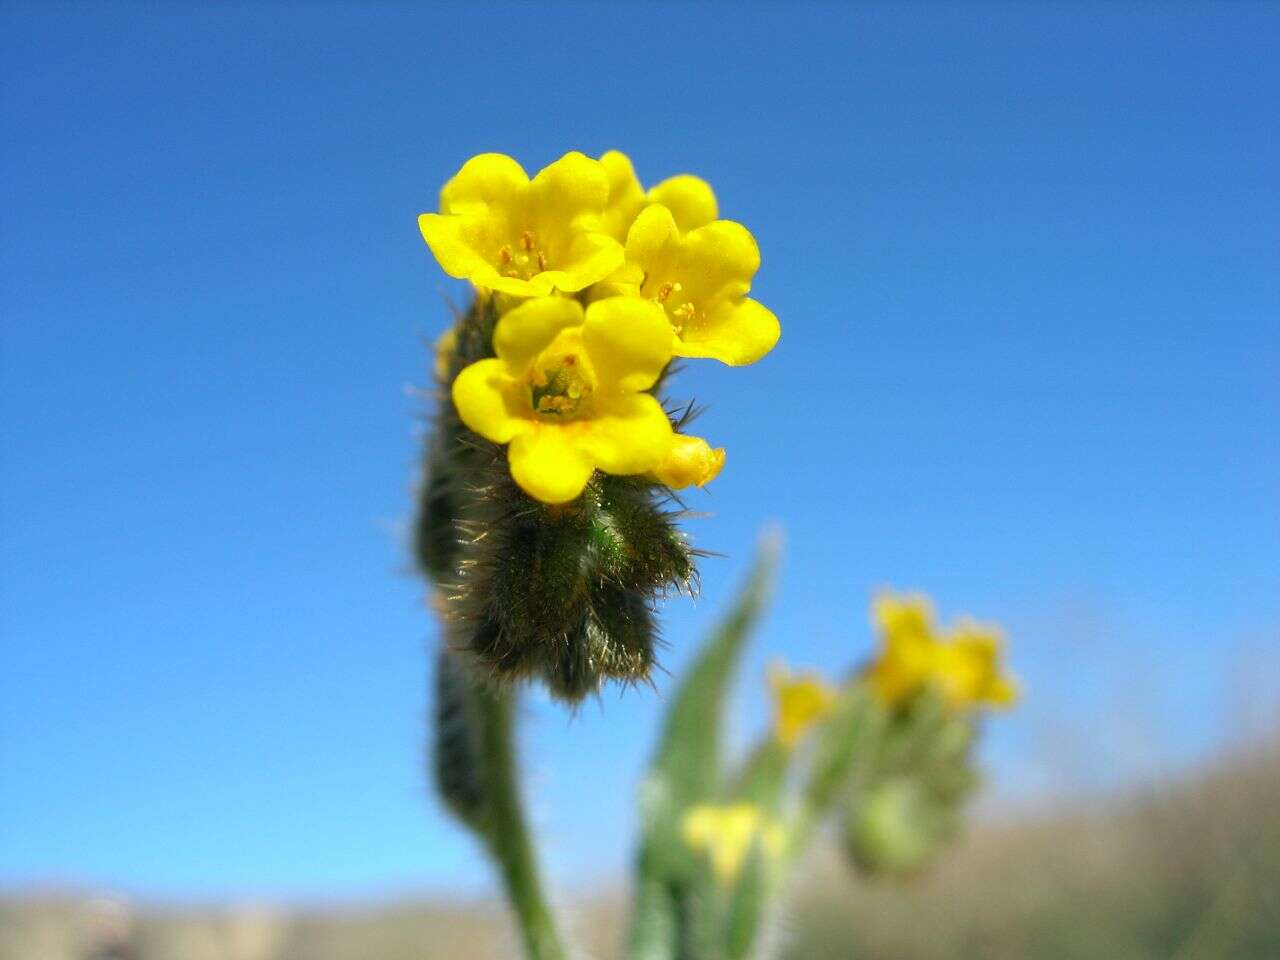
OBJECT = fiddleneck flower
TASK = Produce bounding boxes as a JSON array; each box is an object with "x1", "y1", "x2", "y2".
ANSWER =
[
  {"x1": 620, "y1": 204, "x2": 780, "y2": 366},
  {"x1": 599, "y1": 150, "x2": 720, "y2": 242},
  {"x1": 865, "y1": 593, "x2": 1018, "y2": 711},
  {"x1": 768, "y1": 662, "x2": 838, "y2": 747},
  {"x1": 931, "y1": 620, "x2": 1019, "y2": 708},
  {"x1": 865, "y1": 593, "x2": 937, "y2": 706},
  {"x1": 681, "y1": 803, "x2": 786, "y2": 884},
  {"x1": 451, "y1": 295, "x2": 674, "y2": 504},
  {"x1": 419, "y1": 152, "x2": 623, "y2": 298}
]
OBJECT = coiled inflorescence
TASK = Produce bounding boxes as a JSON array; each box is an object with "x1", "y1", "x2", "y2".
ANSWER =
[{"x1": 413, "y1": 150, "x2": 779, "y2": 699}]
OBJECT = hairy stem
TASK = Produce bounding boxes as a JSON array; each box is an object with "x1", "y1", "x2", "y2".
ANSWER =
[{"x1": 474, "y1": 683, "x2": 568, "y2": 960}]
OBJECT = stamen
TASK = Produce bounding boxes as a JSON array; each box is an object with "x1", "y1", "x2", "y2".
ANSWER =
[
  {"x1": 671, "y1": 302, "x2": 697, "y2": 334},
  {"x1": 529, "y1": 352, "x2": 592, "y2": 419}
]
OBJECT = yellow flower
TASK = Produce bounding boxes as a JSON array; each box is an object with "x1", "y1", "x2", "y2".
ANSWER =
[
  {"x1": 419, "y1": 152, "x2": 624, "y2": 298},
  {"x1": 932, "y1": 620, "x2": 1019, "y2": 708},
  {"x1": 768, "y1": 662, "x2": 837, "y2": 747},
  {"x1": 599, "y1": 150, "x2": 719, "y2": 243},
  {"x1": 865, "y1": 593, "x2": 1018, "y2": 711},
  {"x1": 621, "y1": 204, "x2": 780, "y2": 366},
  {"x1": 681, "y1": 803, "x2": 786, "y2": 884},
  {"x1": 866, "y1": 593, "x2": 938, "y2": 706},
  {"x1": 451, "y1": 295, "x2": 674, "y2": 504},
  {"x1": 653, "y1": 434, "x2": 725, "y2": 489},
  {"x1": 434, "y1": 326, "x2": 457, "y2": 383}
]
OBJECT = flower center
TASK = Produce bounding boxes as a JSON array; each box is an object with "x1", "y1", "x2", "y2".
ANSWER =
[
  {"x1": 498, "y1": 231, "x2": 549, "y2": 280},
  {"x1": 649, "y1": 278, "x2": 698, "y2": 334},
  {"x1": 528, "y1": 336, "x2": 595, "y2": 421}
]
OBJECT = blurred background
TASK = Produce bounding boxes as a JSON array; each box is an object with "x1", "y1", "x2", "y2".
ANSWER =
[{"x1": 2, "y1": 2, "x2": 1277, "y2": 958}]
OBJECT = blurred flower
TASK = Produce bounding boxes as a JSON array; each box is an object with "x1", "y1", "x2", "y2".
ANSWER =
[
  {"x1": 932, "y1": 620, "x2": 1019, "y2": 708},
  {"x1": 618, "y1": 204, "x2": 780, "y2": 366},
  {"x1": 419, "y1": 152, "x2": 623, "y2": 297},
  {"x1": 451, "y1": 295, "x2": 673, "y2": 503},
  {"x1": 653, "y1": 434, "x2": 725, "y2": 489},
  {"x1": 769, "y1": 661, "x2": 837, "y2": 746},
  {"x1": 866, "y1": 593, "x2": 1017, "y2": 710},
  {"x1": 866, "y1": 593, "x2": 937, "y2": 706},
  {"x1": 434, "y1": 326, "x2": 457, "y2": 382},
  {"x1": 681, "y1": 802, "x2": 786, "y2": 884},
  {"x1": 598, "y1": 150, "x2": 719, "y2": 243}
]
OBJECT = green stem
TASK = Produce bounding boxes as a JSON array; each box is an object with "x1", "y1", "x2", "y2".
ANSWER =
[{"x1": 474, "y1": 684, "x2": 569, "y2": 960}]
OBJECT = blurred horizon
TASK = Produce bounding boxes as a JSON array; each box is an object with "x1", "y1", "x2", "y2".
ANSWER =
[{"x1": 2, "y1": 1, "x2": 1278, "y2": 903}]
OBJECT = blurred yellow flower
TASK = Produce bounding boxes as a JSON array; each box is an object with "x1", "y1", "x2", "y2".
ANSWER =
[
  {"x1": 598, "y1": 150, "x2": 719, "y2": 243},
  {"x1": 451, "y1": 295, "x2": 673, "y2": 504},
  {"x1": 768, "y1": 662, "x2": 837, "y2": 747},
  {"x1": 419, "y1": 152, "x2": 623, "y2": 298},
  {"x1": 866, "y1": 593, "x2": 1017, "y2": 710},
  {"x1": 681, "y1": 803, "x2": 786, "y2": 884},
  {"x1": 866, "y1": 593, "x2": 937, "y2": 706},
  {"x1": 620, "y1": 204, "x2": 780, "y2": 366},
  {"x1": 932, "y1": 620, "x2": 1019, "y2": 708},
  {"x1": 653, "y1": 434, "x2": 725, "y2": 489},
  {"x1": 434, "y1": 326, "x2": 457, "y2": 383}
]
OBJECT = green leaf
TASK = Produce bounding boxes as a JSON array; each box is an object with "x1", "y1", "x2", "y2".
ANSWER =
[
  {"x1": 789, "y1": 686, "x2": 884, "y2": 861},
  {"x1": 626, "y1": 533, "x2": 780, "y2": 960}
]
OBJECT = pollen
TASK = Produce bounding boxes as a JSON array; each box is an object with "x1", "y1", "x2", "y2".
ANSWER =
[
  {"x1": 671, "y1": 301, "x2": 697, "y2": 333},
  {"x1": 655, "y1": 280, "x2": 683, "y2": 303},
  {"x1": 499, "y1": 232, "x2": 549, "y2": 279}
]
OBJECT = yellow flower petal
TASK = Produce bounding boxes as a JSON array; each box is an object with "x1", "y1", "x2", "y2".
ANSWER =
[
  {"x1": 544, "y1": 230, "x2": 625, "y2": 293},
  {"x1": 582, "y1": 296, "x2": 672, "y2": 392},
  {"x1": 679, "y1": 219, "x2": 760, "y2": 302},
  {"x1": 529, "y1": 151, "x2": 611, "y2": 235},
  {"x1": 493, "y1": 296, "x2": 585, "y2": 374},
  {"x1": 672, "y1": 297, "x2": 780, "y2": 366},
  {"x1": 508, "y1": 427, "x2": 596, "y2": 504},
  {"x1": 440, "y1": 153, "x2": 529, "y2": 214},
  {"x1": 624, "y1": 203, "x2": 681, "y2": 272},
  {"x1": 599, "y1": 150, "x2": 647, "y2": 242},
  {"x1": 418, "y1": 212, "x2": 498, "y2": 284},
  {"x1": 575, "y1": 393, "x2": 673, "y2": 476},
  {"x1": 451, "y1": 358, "x2": 530, "y2": 444},
  {"x1": 654, "y1": 435, "x2": 725, "y2": 489},
  {"x1": 483, "y1": 272, "x2": 559, "y2": 298},
  {"x1": 648, "y1": 174, "x2": 718, "y2": 231}
]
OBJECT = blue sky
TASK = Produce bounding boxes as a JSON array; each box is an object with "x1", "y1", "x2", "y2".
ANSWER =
[{"x1": 2, "y1": 2, "x2": 1277, "y2": 901}]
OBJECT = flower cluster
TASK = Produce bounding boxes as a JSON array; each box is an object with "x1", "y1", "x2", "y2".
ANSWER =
[
  {"x1": 419, "y1": 151, "x2": 779, "y2": 504},
  {"x1": 865, "y1": 593, "x2": 1018, "y2": 710}
]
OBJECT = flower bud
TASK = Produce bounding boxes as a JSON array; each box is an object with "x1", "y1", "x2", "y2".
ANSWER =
[{"x1": 654, "y1": 435, "x2": 725, "y2": 489}]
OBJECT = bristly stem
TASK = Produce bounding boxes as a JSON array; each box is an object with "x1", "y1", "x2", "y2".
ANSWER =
[{"x1": 473, "y1": 682, "x2": 569, "y2": 960}]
